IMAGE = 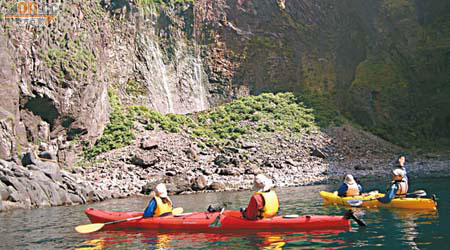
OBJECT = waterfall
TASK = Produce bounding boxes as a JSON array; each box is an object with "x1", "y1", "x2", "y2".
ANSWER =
[
  {"x1": 192, "y1": 56, "x2": 208, "y2": 112},
  {"x1": 148, "y1": 41, "x2": 174, "y2": 114},
  {"x1": 136, "y1": 34, "x2": 209, "y2": 114}
]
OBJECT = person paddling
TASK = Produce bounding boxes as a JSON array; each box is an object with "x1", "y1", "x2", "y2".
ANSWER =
[
  {"x1": 241, "y1": 174, "x2": 280, "y2": 220},
  {"x1": 337, "y1": 174, "x2": 363, "y2": 197},
  {"x1": 143, "y1": 183, "x2": 174, "y2": 218},
  {"x1": 377, "y1": 169, "x2": 409, "y2": 203}
]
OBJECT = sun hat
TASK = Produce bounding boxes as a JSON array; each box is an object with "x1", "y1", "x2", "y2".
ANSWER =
[
  {"x1": 155, "y1": 183, "x2": 168, "y2": 198},
  {"x1": 253, "y1": 174, "x2": 273, "y2": 192},
  {"x1": 344, "y1": 174, "x2": 356, "y2": 186}
]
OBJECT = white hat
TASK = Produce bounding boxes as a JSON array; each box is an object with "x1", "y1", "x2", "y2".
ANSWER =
[
  {"x1": 155, "y1": 183, "x2": 168, "y2": 198},
  {"x1": 344, "y1": 174, "x2": 356, "y2": 186},
  {"x1": 392, "y1": 168, "x2": 405, "y2": 177},
  {"x1": 253, "y1": 174, "x2": 273, "y2": 192}
]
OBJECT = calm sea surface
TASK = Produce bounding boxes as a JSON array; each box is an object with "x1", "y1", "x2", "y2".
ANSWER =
[{"x1": 0, "y1": 176, "x2": 448, "y2": 249}]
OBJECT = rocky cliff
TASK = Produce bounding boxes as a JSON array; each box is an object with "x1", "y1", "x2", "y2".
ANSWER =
[{"x1": 194, "y1": 0, "x2": 450, "y2": 149}]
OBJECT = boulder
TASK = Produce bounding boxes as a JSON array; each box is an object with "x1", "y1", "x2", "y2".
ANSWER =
[
  {"x1": 131, "y1": 154, "x2": 160, "y2": 168},
  {"x1": 22, "y1": 152, "x2": 39, "y2": 166},
  {"x1": 214, "y1": 155, "x2": 230, "y2": 167},
  {"x1": 57, "y1": 148, "x2": 77, "y2": 168},
  {"x1": 310, "y1": 148, "x2": 327, "y2": 159},
  {"x1": 192, "y1": 175, "x2": 207, "y2": 191},
  {"x1": 38, "y1": 181, "x2": 63, "y2": 206},
  {"x1": 218, "y1": 168, "x2": 240, "y2": 176},
  {"x1": 20, "y1": 178, "x2": 51, "y2": 207},
  {"x1": 208, "y1": 182, "x2": 225, "y2": 191},
  {"x1": 35, "y1": 161, "x2": 62, "y2": 182},
  {"x1": 38, "y1": 151, "x2": 57, "y2": 161},
  {"x1": 0, "y1": 181, "x2": 9, "y2": 200},
  {"x1": 141, "y1": 138, "x2": 158, "y2": 150}
]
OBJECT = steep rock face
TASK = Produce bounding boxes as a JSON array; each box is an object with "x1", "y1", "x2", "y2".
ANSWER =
[
  {"x1": 0, "y1": 1, "x2": 211, "y2": 165},
  {"x1": 194, "y1": 0, "x2": 450, "y2": 147}
]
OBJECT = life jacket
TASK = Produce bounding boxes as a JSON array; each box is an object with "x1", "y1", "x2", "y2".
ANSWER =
[
  {"x1": 153, "y1": 196, "x2": 173, "y2": 217},
  {"x1": 255, "y1": 190, "x2": 279, "y2": 219},
  {"x1": 346, "y1": 183, "x2": 360, "y2": 196},
  {"x1": 388, "y1": 180, "x2": 408, "y2": 198}
]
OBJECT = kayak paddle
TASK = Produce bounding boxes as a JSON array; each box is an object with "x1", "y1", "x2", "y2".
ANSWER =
[
  {"x1": 344, "y1": 210, "x2": 366, "y2": 227},
  {"x1": 208, "y1": 207, "x2": 225, "y2": 228},
  {"x1": 75, "y1": 207, "x2": 184, "y2": 234}
]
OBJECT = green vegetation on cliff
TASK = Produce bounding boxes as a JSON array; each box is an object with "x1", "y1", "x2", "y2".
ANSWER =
[
  {"x1": 84, "y1": 90, "x2": 135, "y2": 159},
  {"x1": 84, "y1": 92, "x2": 318, "y2": 158}
]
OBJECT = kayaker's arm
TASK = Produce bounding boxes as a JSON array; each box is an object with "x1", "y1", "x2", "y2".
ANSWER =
[
  {"x1": 377, "y1": 184, "x2": 398, "y2": 203},
  {"x1": 143, "y1": 198, "x2": 157, "y2": 218},
  {"x1": 337, "y1": 184, "x2": 348, "y2": 197},
  {"x1": 358, "y1": 184, "x2": 363, "y2": 193}
]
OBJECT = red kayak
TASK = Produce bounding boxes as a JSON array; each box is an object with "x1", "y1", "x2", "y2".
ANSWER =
[{"x1": 84, "y1": 208, "x2": 352, "y2": 232}]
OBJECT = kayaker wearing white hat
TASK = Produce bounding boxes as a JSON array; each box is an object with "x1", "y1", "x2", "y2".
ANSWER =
[
  {"x1": 143, "y1": 183, "x2": 173, "y2": 218},
  {"x1": 337, "y1": 174, "x2": 363, "y2": 197},
  {"x1": 241, "y1": 174, "x2": 279, "y2": 220},
  {"x1": 377, "y1": 168, "x2": 409, "y2": 203}
]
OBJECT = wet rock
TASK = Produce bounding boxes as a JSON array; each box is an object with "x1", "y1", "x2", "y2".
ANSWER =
[
  {"x1": 192, "y1": 175, "x2": 207, "y2": 191},
  {"x1": 208, "y1": 181, "x2": 225, "y2": 191}
]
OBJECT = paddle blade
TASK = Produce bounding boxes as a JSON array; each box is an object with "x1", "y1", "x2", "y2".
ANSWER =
[
  {"x1": 347, "y1": 200, "x2": 363, "y2": 207},
  {"x1": 75, "y1": 223, "x2": 105, "y2": 234},
  {"x1": 208, "y1": 218, "x2": 222, "y2": 228}
]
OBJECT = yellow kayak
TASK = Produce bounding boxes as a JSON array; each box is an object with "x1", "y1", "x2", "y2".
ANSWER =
[{"x1": 320, "y1": 191, "x2": 437, "y2": 210}]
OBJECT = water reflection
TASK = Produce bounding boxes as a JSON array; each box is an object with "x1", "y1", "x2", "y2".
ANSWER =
[
  {"x1": 74, "y1": 229, "x2": 353, "y2": 249},
  {"x1": 1, "y1": 177, "x2": 449, "y2": 249}
]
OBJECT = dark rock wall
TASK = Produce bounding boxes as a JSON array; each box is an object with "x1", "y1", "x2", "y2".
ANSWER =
[{"x1": 195, "y1": 0, "x2": 450, "y2": 147}]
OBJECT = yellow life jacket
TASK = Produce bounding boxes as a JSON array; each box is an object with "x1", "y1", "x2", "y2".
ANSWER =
[
  {"x1": 255, "y1": 190, "x2": 279, "y2": 218},
  {"x1": 154, "y1": 196, "x2": 173, "y2": 217},
  {"x1": 346, "y1": 183, "x2": 360, "y2": 196}
]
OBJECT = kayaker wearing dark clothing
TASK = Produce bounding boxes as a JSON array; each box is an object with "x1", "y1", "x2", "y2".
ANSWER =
[
  {"x1": 396, "y1": 155, "x2": 408, "y2": 183},
  {"x1": 337, "y1": 174, "x2": 363, "y2": 197},
  {"x1": 143, "y1": 183, "x2": 173, "y2": 218},
  {"x1": 377, "y1": 169, "x2": 408, "y2": 203},
  {"x1": 241, "y1": 174, "x2": 280, "y2": 220}
]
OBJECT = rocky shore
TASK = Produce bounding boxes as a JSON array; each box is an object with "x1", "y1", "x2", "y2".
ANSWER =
[{"x1": 2, "y1": 124, "x2": 448, "y2": 212}]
